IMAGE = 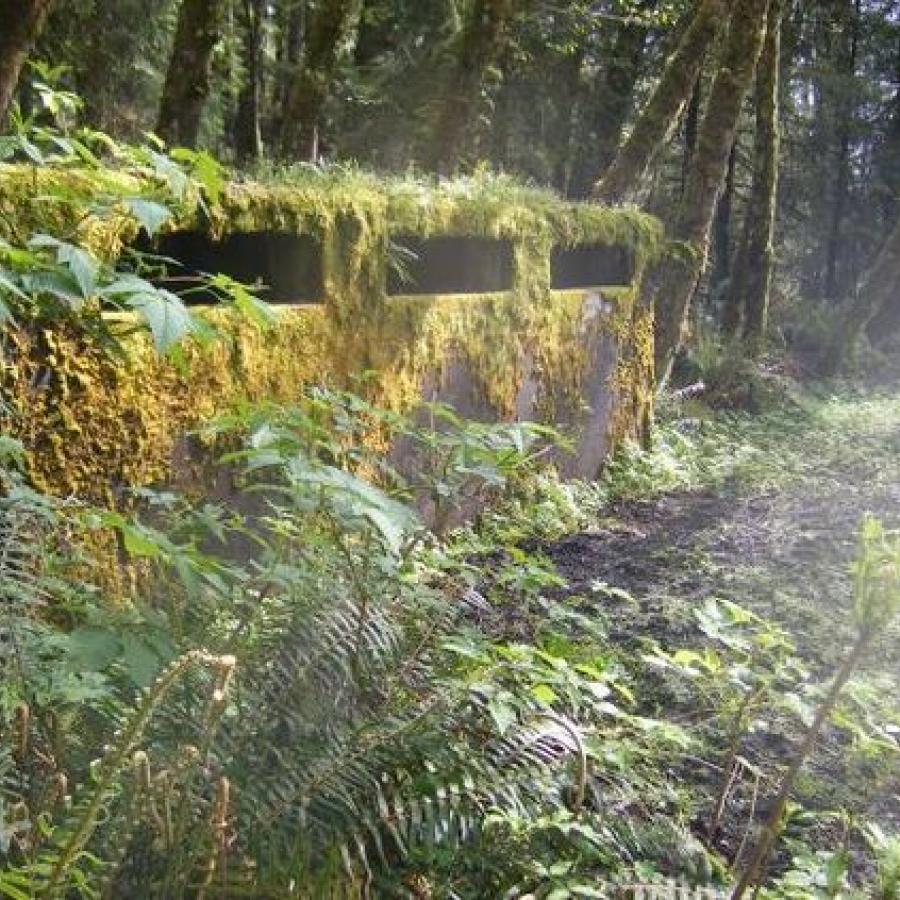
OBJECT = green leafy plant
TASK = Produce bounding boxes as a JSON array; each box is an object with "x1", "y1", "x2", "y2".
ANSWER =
[
  {"x1": 732, "y1": 516, "x2": 900, "y2": 899},
  {"x1": 0, "y1": 69, "x2": 269, "y2": 357},
  {"x1": 865, "y1": 823, "x2": 900, "y2": 900}
]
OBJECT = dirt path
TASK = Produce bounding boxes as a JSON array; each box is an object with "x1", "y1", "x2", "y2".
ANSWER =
[
  {"x1": 544, "y1": 434, "x2": 900, "y2": 673},
  {"x1": 530, "y1": 394, "x2": 900, "y2": 865}
]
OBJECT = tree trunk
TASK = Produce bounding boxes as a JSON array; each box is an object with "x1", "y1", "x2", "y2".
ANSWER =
[
  {"x1": 567, "y1": 15, "x2": 648, "y2": 199},
  {"x1": 593, "y1": 0, "x2": 728, "y2": 205},
  {"x1": 0, "y1": 0, "x2": 54, "y2": 127},
  {"x1": 234, "y1": 0, "x2": 265, "y2": 163},
  {"x1": 822, "y1": 0, "x2": 861, "y2": 303},
  {"x1": 874, "y1": 29, "x2": 900, "y2": 229},
  {"x1": 722, "y1": 0, "x2": 784, "y2": 348},
  {"x1": 156, "y1": 0, "x2": 226, "y2": 148},
  {"x1": 553, "y1": 46, "x2": 587, "y2": 195},
  {"x1": 270, "y1": 0, "x2": 303, "y2": 149},
  {"x1": 425, "y1": 0, "x2": 518, "y2": 175},
  {"x1": 712, "y1": 140, "x2": 737, "y2": 299},
  {"x1": 681, "y1": 74, "x2": 702, "y2": 197},
  {"x1": 647, "y1": 0, "x2": 772, "y2": 383},
  {"x1": 278, "y1": 0, "x2": 359, "y2": 161}
]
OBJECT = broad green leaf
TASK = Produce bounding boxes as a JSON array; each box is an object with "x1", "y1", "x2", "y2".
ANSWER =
[
  {"x1": 22, "y1": 268, "x2": 85, "y2": 309},
  {"x1": 0, "y1": 267, "x2": 27, "y2": 302},
  {"x1": 28, "y1": 236, "x2": 98, "y2": 298},
  {"x1": 121, "y1": 633, "x2": 162, "y2": 687},
  {"x1": 287, "y1": 460, "x2": 418, "y2": 553},
  {"x1": 171, "y1": 147, "x2": 225, "y2": 203},
  {"x1": 121, "y1": 523, "x2": 164, "y2": 558},
  {"x1": 487, "y1": 692, "x2": 517, "y2": 736},
  {"x1": 148, "y1": 149, "x2": 189, "y2": 199},
  {"x1": 125, "y1": 198, "x2": 172, "y2": 237},
  {"x1": 530, "y1": 683, "x2": 557, "y2": 706},
  {"x1": 100, "y1": 273, "x2": 157, "y2": 297},
  {"x1": 57, "y1": 243, "x2": 99, "y2": 297},
  {"x1": 210, "y1": 273, "x2": 278, "y2": 329},
  {"x1": 18, "y1": 137, "x2": 45, "y2": 165},
  {"x1": 128, "y1": 289, "x2": 196, "y2": 353}
]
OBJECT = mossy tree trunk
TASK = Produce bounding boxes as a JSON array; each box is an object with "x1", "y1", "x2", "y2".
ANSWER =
[
  {"x1": 721, "y1": 0, "x2": 784, "y2": 349},
  {"x1": 425, "y1": 0, "x2": 519, "y2": 175},
  {"x1": 156, "y1": 0, "x2": 226, "y2": 148},
  {"x1": 278, "y1": 0, "x2": 360, "y2": 161},
  {"x1": 234, "y1": 0, "x2": 266, "y2": 163},
  {"x1": 0, "y1": 0, "x2": 54, "y2": 127},
  {"x1": 711, "y1": 140, "x2": 737, "y2": 300},
  {"x1": 647, "y1": 0, "x2": 772, "y2": 383},
  {"x1": 593, "y1": 0, "x2": 728, "y2": 205},
  {"x1": 681, "y1": 74, "x2": 702, "y2": 197}
]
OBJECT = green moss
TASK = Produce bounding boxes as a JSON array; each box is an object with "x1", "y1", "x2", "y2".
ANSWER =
[{"x1": 0, "y1": 162, "x2": 662, "y2": 506}]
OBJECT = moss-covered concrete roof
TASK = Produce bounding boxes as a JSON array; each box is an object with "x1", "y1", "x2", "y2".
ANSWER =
[{"x1": 0, "y1": 163, "x2": 663, "y2": 263}]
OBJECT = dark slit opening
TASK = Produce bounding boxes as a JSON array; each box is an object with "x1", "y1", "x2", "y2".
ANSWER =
[
  {"x1": 387, "y1": 235, "x2": 515, "y2": 296},
  {"x1": 131, "y1": 230, "x2": 324, "y2": 304}
]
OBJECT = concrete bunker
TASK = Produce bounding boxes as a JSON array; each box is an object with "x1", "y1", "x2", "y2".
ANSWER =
[{"x1": 0, "y1": 167, "x2": 663, "y2": 514}]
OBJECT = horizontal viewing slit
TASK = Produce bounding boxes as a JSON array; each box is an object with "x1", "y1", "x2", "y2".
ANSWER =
[
  {"x1": 551, "y1": 244, "x2": 635, "y2": 290},
  {"x1": 133, "y1": 230, "x2": 325, "y2": 304},
  {"x1": 387, "y1": 235, "x2": 515, "y2": 296}
]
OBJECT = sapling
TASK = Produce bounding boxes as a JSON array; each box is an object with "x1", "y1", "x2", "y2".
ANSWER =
[{"x1": 731, "y1": 517, "x2": 900, "y2": 899}]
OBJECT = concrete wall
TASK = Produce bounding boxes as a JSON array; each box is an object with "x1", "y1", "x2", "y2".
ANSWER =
[{"x1": 2, "y1": 172, "x2": 661, "y2": 506}]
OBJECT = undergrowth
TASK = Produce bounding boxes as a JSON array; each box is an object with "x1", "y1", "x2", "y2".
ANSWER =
[{"x1": 1, "y1": 379, "x2": 899, "y2": 898}]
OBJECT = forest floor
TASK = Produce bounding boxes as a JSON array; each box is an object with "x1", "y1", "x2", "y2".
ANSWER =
[
  {"x1": 546, "y1": 408, "x2": 900, "y2": 675},
  {"x1": 484, "y1": 385, "x2": 900, "y2": 884}
]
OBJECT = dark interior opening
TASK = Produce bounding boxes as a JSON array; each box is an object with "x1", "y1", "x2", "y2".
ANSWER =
[
  {"x1": 551, "y1": 244, "x2": 635, "y2": 290},
  {"x1": 136, "y1": 230, "x2": 324, "y2": 304},
  {"x1": 387, "y1": 235, "x2": 515, "y2": 296}
]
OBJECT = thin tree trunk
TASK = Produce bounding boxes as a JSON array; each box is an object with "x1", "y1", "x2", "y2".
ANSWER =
[
  {"x1": 156, "y1": 0, "x2": 226, "y2": 148},
  {"x1": 712, "y1": 141, "x2": 737, "y2": 299},
  {"x1": 553, "y1": 47, "x2": 587, "y2": 195},
  {"x1": 722, "y1": 0, "x2": 784, "y2": 347},
  {"x1": 681, "y1": 74, "x2": 702, "y2": 197},
  {"x1": 0, "y1": 0, "x2": 54, "y2": 127},
  {"x1": 647, "y1": 0, "x2": 772, "y2": 383},
  {"x1": 270, "y1": 0, "x2": 303, "y2": 149},
  {"x1": 278, "y1": 0, "x2": 359, "y2": 161},
  {"x1": 567, "y1": 15, "x2": 648, "y2": 199},
  {"x1": 822, "y1": 0, "x2": 861, "y2": 303},
  {"x1": 425, "y1": 0, "x2": 518, "y2": 175},
  {"x1": 593, "y1": 0, "x2": 728, "y2": 205},
  {"x1": 234, "y1": 0, "x2": 265, "y2": 163}
]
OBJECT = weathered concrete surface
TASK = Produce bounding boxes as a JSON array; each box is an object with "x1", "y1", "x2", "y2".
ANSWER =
[{"x1": 1, "y1": 171, "x2": 660, "y2": 506}]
